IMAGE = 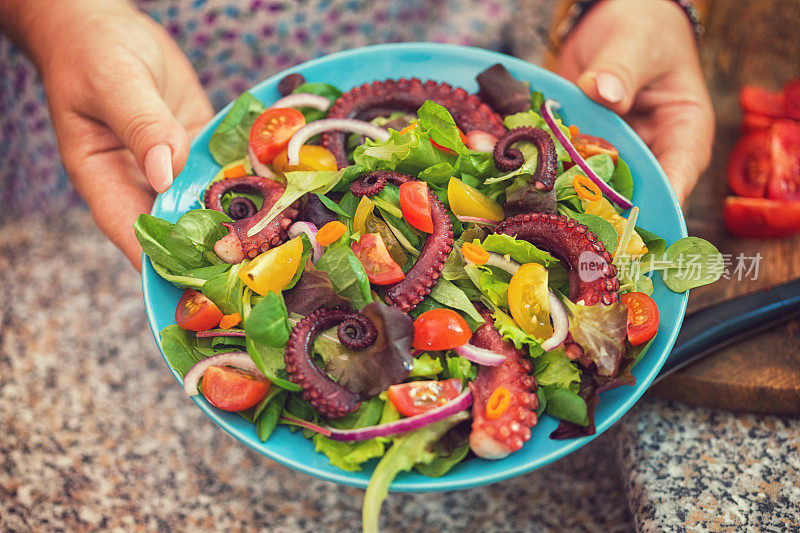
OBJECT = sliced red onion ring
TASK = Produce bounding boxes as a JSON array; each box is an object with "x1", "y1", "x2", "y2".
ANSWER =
[
  {"x1": 541, "y1": 290, "x2": 569, "y2": 351},
  {"x1": 287, "y1": 221, "x2": 324, "y2": 263},
  {"x1": 182, "y1": 351, "x2": 262, "y2": 396},
  {"x1": 248, "y1": 144, "x2": 277, "y2": 179},
  {"x1": 465, "y1": 130, "x2": 499, "y2": 153},
  {"x1": 279, "y1": 388, "x2": 473, "y2": 442},
  {"x1": 195, "y1": 329, "x2": 246, "y2": 338},
  {"x1": 269, "y1": 93, "x2": 331, "y2": 111},
  {"x1": 540, "y1": 99, "x2": 633, "y2": 210},
  {"x1": 454, "y1": 343, "x2": 506, "y2": 366},
  {"x1": 287, "y1": 119, "x2": 390, "y2": 165},
  {"x1": 456, "y1": 215, "x2": 499, "y2": 226}
]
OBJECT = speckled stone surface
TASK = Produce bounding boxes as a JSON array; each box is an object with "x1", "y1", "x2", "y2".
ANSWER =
[{"x1": 0, "y1": 210, "x2": 633, "y2": 532}]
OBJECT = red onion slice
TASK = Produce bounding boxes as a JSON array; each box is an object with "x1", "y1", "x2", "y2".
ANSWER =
[
  {"x1": 541, "y1": 290, "x2": 569, "y2": 351},
  {"x1": 540, "y1": 99, "x2": 633, "y2": 210},
  {"x1": 195, "y1": 329, "x2": 246, "y2": 338},
  {"x1": 279, "y1": 388, "x2": 473, "y2": 442},
  {"x1": 287, "y1": 119, "x2": 390, "y2": 165},
  {"x1": 182, "y1": 351, "x2": 263, "y2": 396},
  {"x1": 269, "y1": 93, "x2": 331, "y2": 111},
  {"x1": 456, "y1": 215, "x2": 499, "y2": 226},
  {"x1": 287, "y1": 221, "x2": 324, "y2": 263},
  {"x1": 453, "y1": 343, "x2": 506, "y2": 366},
  {"x1": 248, "y1": 144, "x2": 277, "y2": 179}
]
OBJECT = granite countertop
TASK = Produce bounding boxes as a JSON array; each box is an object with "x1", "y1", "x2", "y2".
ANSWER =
[{"x1": 1, "y1": 210, "x2": 798, "y2": 532}]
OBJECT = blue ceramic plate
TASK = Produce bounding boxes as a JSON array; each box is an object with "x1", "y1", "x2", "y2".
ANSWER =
[{"x1": 142, "y1": 43, "x2": 688, "y2": 492}]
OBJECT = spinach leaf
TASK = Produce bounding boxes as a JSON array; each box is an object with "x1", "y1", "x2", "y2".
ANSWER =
[
  {"x1": 292, "y1": 82, "x2": 342, "y2": 122},
  {"x1": 245, "y1": 291, "x2": 291, "y2": 348},
  {"x1": 160, "y1": 325, "x2": 202, "y2": 378},
  {"x1": 316, "y1": 193, "x2": 351, "y2": 218},
  {"x1": 135, "y1": 215, "x2": 186, "y2": 273},
  {"x1": 650, "y1": 237, "x2": 724, "y2": 292},
  {"x1": 610, "y1": 157, "x2": 634, "y2": 200},
  {"x1": 208, "y1": 91, "x2": 266, "y2": 165},
  {"x1": 202, "y1": 263, "x2": 244, "y2": 315},
  {"x1": 315, "y1": 244, "x2": 373, "y2": 309},
  {"x1": 244, "y1": 337, "x2": 300, "y2": 391},
  {"x1": 544, "y1": 386, "x2": 589, "y2": 426},
  {"x1": 554, "y1": 154, "x2": 615, "y2": 200},
  {"x1": 429, "y1": 278, "x2": 484, "y2": 324},
  {"x1": 560, "y1": 208, "x2": 618, "y2": 253},
  {"x1": 414, "y1": 442, "x2": 469, "y2": 478},
  {"x1": 150, "y1": 260, "x2": 229, "y2": 289},
  {"x1": 256, "y1": 390, "x2": 287, "y2": 442}
]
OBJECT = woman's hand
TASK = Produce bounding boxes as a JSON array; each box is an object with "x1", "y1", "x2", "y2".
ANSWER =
[
  {"x1": 15, "y1": 0, "x2": 214, "y2": 268},
  {"x1": 554, "y1": 0, "x2": 714, "y2": 204}
]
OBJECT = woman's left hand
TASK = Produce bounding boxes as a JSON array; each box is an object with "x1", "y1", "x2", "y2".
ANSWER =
[{"x1": 554, "y1": 0, "x2": 714, "y2": 204}]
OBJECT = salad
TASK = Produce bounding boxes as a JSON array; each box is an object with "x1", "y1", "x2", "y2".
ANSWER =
[{"x1": 136, "y1": 64, "x2": 722, "y2": 532}]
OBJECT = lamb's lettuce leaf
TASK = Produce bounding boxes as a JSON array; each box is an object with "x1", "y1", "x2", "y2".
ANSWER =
[{"x1": 208, "y1": 91, "x2": 265, "y2": 165}]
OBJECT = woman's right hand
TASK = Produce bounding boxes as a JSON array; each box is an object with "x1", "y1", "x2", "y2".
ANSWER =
[{"x1": 10, "y1": 0, "x2": 214, "y2": 268}]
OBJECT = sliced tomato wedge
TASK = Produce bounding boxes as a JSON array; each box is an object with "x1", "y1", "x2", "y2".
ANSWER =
[
  {"x1": 783, "y1": 79, "x2": 800, "y2": 120},
  {"x1": 739, "y1": 86, "x2": 786, "y2": 119},
  {"x1": 351, "y1": 233, "x2": 405, "y2": 285},
  {"x1": 399, "y1": 181, "x2": 433, "y2": 233},
  {"x1": 387, "y1": 378, "x2": 462, "y2": 417},
  {"x1": 723, "y1": 197, "x2": 800, "y2": 238},
  {"x1": 619, "y1": 292, "x2": 659, "y2": 346},
  {"x1": 766, "y1": 120, "x2": 800, "y2": 201},
  {"x1": 741, "y1": 112, "x2": 776, "y2": 132},
  {"x1": 248, "y1": 108, "x2": 305, "y2": 164},
  {"x1": 201, "y1": 365, "x2": 270, "y2": 411},
  {"x1": 412, "y1": 308, "x2": 471, "y2": 351},
  {"x1": 571, "y1": 134, "x2": 619, "y2": 164},
  {"x1": 175, "y1": 289, "x2": 223, "y2": 332},
  {"x1": 727, "y1": 130, "x2": 772, "y2": 197}
]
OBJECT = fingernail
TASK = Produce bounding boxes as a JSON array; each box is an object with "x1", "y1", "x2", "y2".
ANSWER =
[
  {"x1": 144, "y1": 144, "x2": 173, "y2": 193},
  {"x1": 595, "y1": 72, "x2": 626, "y2": 104}
]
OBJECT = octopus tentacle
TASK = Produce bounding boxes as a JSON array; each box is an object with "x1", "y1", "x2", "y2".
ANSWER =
[
  {"x1": 227, "y1": 197, "x2": 257, "y2": 220},
  {"x1": 469, "y1": 308, "x2": 539, "y2": 459},
  {"x1": 495, "y1": 213, "x2": 620, "y2": 305},
  {"x1": 321, "y1": 78, "x2": 506, "y2": 168},
  {"x1": 203, "y1": 176, "x2": 299, "y2": 261},
  {"x1": 284, "y1": 306, "x2": 374, "y2": 419},
  {"x1": 493, "y1": 127, "x2": 558, "y2": 191},
  {"x1": 350, "y1": 171, "x2": 453, "y2": 312}
]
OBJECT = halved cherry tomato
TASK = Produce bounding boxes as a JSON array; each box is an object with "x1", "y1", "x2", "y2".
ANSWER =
[
  {"x1": 248, "y1": 108, "x2": 305, "y2": 164},
  {"x1": 766, "y1": 120, "x2": 800, "y2": 201},
  {"x1": 271, "y1": 145, "x2": 337, "y2": 175},
  {"x1": 739, "y1": 86, "x2": 786, "y2": 119},
  {"x1": 741, "y1": 112, "x2": 776, "y2": 132},
  {"x1": 507, "y1": 263, "x2": 553, "y2": 338},
  {"x1": 572, "y1": 134, "x2": 619, "y2": 164},
  {"x1": 412, "y1": 308, "x2": 471, "y2": 351},
  {"x1": 387, "y1": 378, "x2": 462, "y2": 417},
  {"x1": 238, "y1": 237, "x2": 304, "y2": 295},
  {"x1": 399, "y1": 181, "x2": 433, "y2": 233},
  {"x1": 175, "y1": 289, "x2": 223, "y2": 331},
  {"x1": 351, "y1": 233, "x2": 405, "y2": 285},
  {"x1": 201, "y1": 365, "x2": 270, "y2": 411},
  {"x1": 727, "y1": 130, "x2": 772, "y2": 197},
  {"x1": 723, "y1": 197, "x2": 800, "y2": 238},
  {"x1": 353, "y1": 196, "x2": 407, "y2": 266},
  {"x1": 620, "y1": 292, "x2": 659, "y2": 346},
  {"x1": 447, "y1": 177, "x2": 505, "y2": 222}
]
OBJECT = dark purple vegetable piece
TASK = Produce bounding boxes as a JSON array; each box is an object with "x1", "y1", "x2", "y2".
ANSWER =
[
  {"x1": 476, "y1": 63, "x2": 531, "y2": 116},
  {"x1": 278, "y1": 73, "x2": 306, "y2": 96},
  {"x1": 504, "y1": 187, "x2": 557, "y2": 216},
  {"x1": 283, "y1": 262, "x2": 349, "y2": 316},
  {"x1": 297, "y1": 193, "x2": 337, "y2": 228}
]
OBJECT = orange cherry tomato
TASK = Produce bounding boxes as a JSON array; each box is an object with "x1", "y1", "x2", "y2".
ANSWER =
[
  {"x1": 248, "y1": 108, "x2": 305, "y2": 164},
  {"x1": 271, "y1": 145, "x2": 338, "y2": 175},
  {"x1": 620, "y1": 292, "x2": 659, "y2": 346},
  {"x1": 201, "y1": 365, "x2": 270, "y2": 411},
  {"x1": 572, "y1": 133, "x2": 619, "y2": 164},
  {"x1": 387, "y1": 378, "x2": 462, "y2": 417},
  {"x1": 399, "y1": 181, "x2": 434, "y2": 233},
  {"x1": 351, "y1": 233, "x2": 405, "y2": 285},
  {"x1": 238, "y1": 237, "x2": 304, "y2": 295},
  {"x1": 412, "y1": 308, "x2": 471, "y2": 351},
  {"x1": 175, "y1": 289, "x2": 223, "y2": 332}
]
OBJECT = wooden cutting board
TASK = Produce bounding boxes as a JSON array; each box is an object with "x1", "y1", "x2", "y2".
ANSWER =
[{"x1": 648, "y1": 0, "x2": 800, "y2": 414}]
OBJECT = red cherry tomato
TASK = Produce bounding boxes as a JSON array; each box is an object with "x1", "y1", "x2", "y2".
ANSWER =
[
  {"x1": 351, "y1": 233, "x2": 405, "y2": 285},
  {"x1": 741, "y1": 112, "x2": 776, "y2": 132},
  {"x1": 723, "y1": 197, "x2": 800, "y2": 239},
  {"x1": 175, "y1": 289, "x2": 223, "y2": 332},
  {"x1": 387, "y1": 378, "x2": 462, "y2": 417},
  {"x1": 739, "y1": 86, "x2": 786, "y2": 119},
  {"x1": 619, "y1": 292, "x2": 659, "y2": 346},
  {"x1": 766, "y1": 120, "x2": 800, "y2": 201},
  {"x1": 783, "y1": 79, "x2": 800, "y2": 120},
  {"x1": 571, "y1": 134, "x2": 619, "y2": 164},
  {"x1": 248, "y1": 108, "x2": 305, "y2": 164},
  {"x1": 413, "y1": 308, "x2": 471, "y2": 351},
  {"x1": 399, "y1": 181, "x2": 434, "y2": 233},
  {"x1": 727, "y1": 130, "x2": 772, "y2": 197},
  {"x1": 201, "y1": 365, "x2": 270, "y2": 411}
]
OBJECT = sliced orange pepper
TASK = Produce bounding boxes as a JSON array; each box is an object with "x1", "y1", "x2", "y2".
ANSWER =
[
  {"x1": 572, "y1": 174, "x2": 602, "y2": 202},
  {"x1": 486, "y1": 386, "x2": 511, "y2": 419},
  {"x1": 219, "y1": 312, "x2": 241, "y2": 329},
  {"x1": 399, "y1": 122, "x2": 420, "y2": 136},
  {"x1": 316, "y1": 220, "x2": 347, "y2": 246},
  {"x1": 461, "y1": 242, "x2": 490, "y2": 265},
  {"x1": 568, "y1": 124, "x2": 580, "y2": 136},
  {"x1": 223, "y1": 164, "x2": 247, "y2": 179}
]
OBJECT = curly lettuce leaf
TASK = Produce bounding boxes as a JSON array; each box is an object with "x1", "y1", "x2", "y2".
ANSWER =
[
  {"x1": 534, "y1": 348, "x2": 581, "y2": 393},
  {"x1": 312, "y1": 397, "x2": 386, "y2": 471},
  {"x1": 408, "y1": 353, "x2": 444, "y2": 378},
  {"x1": 563, "y1": 299, "x2": 628, "y2": 377}
]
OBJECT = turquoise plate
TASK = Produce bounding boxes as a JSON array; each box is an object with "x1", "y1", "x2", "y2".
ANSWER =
[{"x1": 142, "y1": 43, "x2": 688, "y2": 492}]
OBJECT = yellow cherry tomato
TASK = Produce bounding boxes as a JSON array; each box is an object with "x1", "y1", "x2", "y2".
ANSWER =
[
  {"x1": 238, "y1": 237, "x2": 303, "y2": 295},
  {"x1": 353, "y1": 196, "x2": 407, "y2": 266},
  {"x1": 271, "y1": 145, "x2": 338, "y2": 176},
  {"x1": 584, "y1": 197, "x2": 648, "y2": 258},
  {"x1": 447, "y1": 177, "x2": 505, "y2": 222},
  {"x1": 508, "y1": 263, "x2": 553, "y2": 338}
]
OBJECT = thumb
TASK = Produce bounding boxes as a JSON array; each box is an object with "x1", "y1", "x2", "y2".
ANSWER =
[{"x1": 575, "y1": 32, "x2": 663, "y2": 115}]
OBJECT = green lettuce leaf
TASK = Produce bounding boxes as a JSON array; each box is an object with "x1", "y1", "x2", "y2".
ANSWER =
[
  {"x1": 315, "y1": 244, "x2": 373, "y2": 309},
  {"x1": 208, "y1": 91, "x2": 266, "y2": 165},
  {"x1": 244, "y1": 291, "x2": 291, "y2": 348},
  {"x1": 534, "y1": 348, "x2": 581, "y2": 393},
  {"x1": 408, "y1": 353, "x2": 444, "y2": 378},
  {"x1": 429, "y1": 278, "x2": 484, "y2": 324}
]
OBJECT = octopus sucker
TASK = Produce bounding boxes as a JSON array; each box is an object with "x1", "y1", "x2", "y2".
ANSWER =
[
  {"x1": 495, "y1": 213, "x2": 620, "y2": 305},
  {"x1": 203, "y1": 175, "x2": 299, "y2": 262},
  {"x1": 469, "y1": 308, "x2": 539, "y2": 460},
  {"x1": 321, "y1": 78, "x2": 506, "y2": 168},
  {"x1": 349, "y1": 171, "x2": 454, "y2": 313}
]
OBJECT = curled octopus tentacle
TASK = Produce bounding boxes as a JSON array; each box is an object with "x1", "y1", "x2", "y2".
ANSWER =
[
  {"x1": 349, "y1": 171, "x2": 454, "y2": 312},
  {"x1": 493, "y1": 127, "x2": 558, "y2": 191},
  {"x1": 284, "y1": 306, "x2": 378, "y2": 419},
  {"x1": 495, "y1": 213, "x2": 620, "y2": 305},
  {"x1": 322, "y1": 78, "x2": 507, "y2": 168},
  {"x1": 203, "y1": 176, "x2": 299, "y2": 262}
]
